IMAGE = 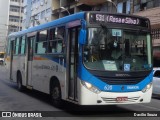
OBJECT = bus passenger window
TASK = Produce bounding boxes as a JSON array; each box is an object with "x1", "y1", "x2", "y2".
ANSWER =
[
  {"x1": 55, "y1": 27, "x2": 64, "y2": 40},
  {"x1": 20, "y1": 36, "x2": 26, "y2": 54},
  {"x1": 38, "y1": 30, "x2": 48, "y2": 42},
  {"x1": 57, "y1": 40, "x2": 63, "y2": 53},
  {"x1": 18, "y1": 36, "x2": 26, "y2": 55},
  {"x1": 56, "y1": 27, "x2": 65, "y2": 52},
  {"x1": 48, "y1": 26, "x2": 65, "y2": 53},
  {"x1": 15, "y1": 38, "x2": 20, "y2": 55},
  {"x1": 50, "y1": 28, "x2": 55, "y2": 40},
  {"x1": 48, "y1": 41, "x2": 56, "y2": 53},
  {"x1": 36, "y1": 30, "x2": 48, "y2": 54},
  {"x1": 36, "y1": 42, "x2": 47, "y2": 54}
]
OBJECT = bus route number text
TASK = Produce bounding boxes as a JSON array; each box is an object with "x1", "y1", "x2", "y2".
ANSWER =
[{"x1": 96, "y1": 14, "x2": 105, "y2": 22}]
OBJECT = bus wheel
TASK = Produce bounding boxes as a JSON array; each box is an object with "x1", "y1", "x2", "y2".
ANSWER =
[
  {"x1": 17, "y1": 73, "x2": 24, "y2": 91},
  {"x1": 50, "y1": 81, "x2": 63, "y2": 108}
]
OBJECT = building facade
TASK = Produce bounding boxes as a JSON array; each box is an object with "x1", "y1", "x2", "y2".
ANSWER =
[
  {"x1": 22, "y1": 0, "x2": 120, "y2": 29},
  {"x1": 9, "y1": 0, "x2": 23, "y2": 34},
  {"x1": 23, "y1": 0, "x2": 52, "y2": 28},
  {"x1": 0, "y1": 0, "x2": 10, "y2": 51},
  {"x1": 0, "y1": 0, "x2": 24, "y2": 51}
]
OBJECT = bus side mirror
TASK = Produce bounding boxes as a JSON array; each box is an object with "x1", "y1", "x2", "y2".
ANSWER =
[{"x1": 79, "y1": 29, "x2": 86, "y2": 45}]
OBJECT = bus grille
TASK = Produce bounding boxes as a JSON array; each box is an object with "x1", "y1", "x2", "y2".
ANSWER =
[
  {"x1": 96, "y1": 76, "x2": 144, "y2": 85},
  {"x1": 101, "y1": 97, "x2": 140, "y2": 103}
]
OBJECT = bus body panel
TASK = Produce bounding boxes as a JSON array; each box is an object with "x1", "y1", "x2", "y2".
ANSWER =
[
  {"x1": 12, "y1": 56, "x2": 26, "y2": 83},
  {"x1": 31, "y1": 56, "x2": 66, "y2": 95}
]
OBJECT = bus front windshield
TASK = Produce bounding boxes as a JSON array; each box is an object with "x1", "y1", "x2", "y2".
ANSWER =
[{"x1": 83, "y1": 27, "x2": 152, "y2": 71}]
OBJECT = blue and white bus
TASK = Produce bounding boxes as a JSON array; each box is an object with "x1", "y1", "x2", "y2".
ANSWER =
[{"x1": 5, "y1": 11, "x2": 153, "y2": 107}]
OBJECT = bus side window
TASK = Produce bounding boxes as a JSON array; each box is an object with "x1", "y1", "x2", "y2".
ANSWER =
[
  {"x1": 12, "y1": 40, "x2": 15, "y2": 55},
  {"x1": 20, "y1": 36, "x2": 26, "y2": 54},
  {"x1": 48, "y1": 28, "x2": 56, "y2": 53},
  {"x1": 57, "y1": 40, "x2": 63, "y2": 53},
  {"x1": 18, "y1": 37, "x2": 22, "y2": 54},
  {"x1": 15, "y1": 37, "x2": 20, "y2": 55},
  {"x1": 50, "y1": 28, "x2": 55, "y2": 40},
  {"x1": 55, "y1": 27, "x2": 64, "y2": 40},
  {"x1": 56, "y1": 27, "x2": 65, "y2": 53},
  {"x1": 49, "y1": 41, "x2": 56, "y2": 53},
  {"x1": 36, "y1": 30, "x2": 48, "y2": 54},
  {"x1": 7, "y1": 39, "x2": 11, "y2": 55},
  {"x1": 48, "y1": 27, "x2": 65, "y2": 53}
]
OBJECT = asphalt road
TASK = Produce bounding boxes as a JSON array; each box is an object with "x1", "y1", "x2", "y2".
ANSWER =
[{"x1": 0, "y1": 65, "x2": 160, "y2": 120}]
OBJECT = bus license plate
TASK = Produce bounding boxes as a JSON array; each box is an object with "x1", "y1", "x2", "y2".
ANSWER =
[{"x1": 116, "y1": 97, "x2": 128, "y2": 102}]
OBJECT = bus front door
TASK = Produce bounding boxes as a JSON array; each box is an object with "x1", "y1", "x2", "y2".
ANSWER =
[
  {"x1": 26, "y1": 36, "x2": 35, "y2": 87},
  {"x1": 67, "y1": 27, "x2": 80, "y2": 101}
]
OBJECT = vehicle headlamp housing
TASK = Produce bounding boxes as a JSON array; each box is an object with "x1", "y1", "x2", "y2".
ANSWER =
[
  {"x1": 142, "y1": 82, "x2": 152, "y2": 93},
  {"x1": 81, "y1": 81, "x2": 101, "y2": 94}
]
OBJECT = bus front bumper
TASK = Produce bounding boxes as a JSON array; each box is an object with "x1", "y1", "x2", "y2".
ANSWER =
[{"x1": 79, "y1": 85, "x2": 152, "y2": 105}]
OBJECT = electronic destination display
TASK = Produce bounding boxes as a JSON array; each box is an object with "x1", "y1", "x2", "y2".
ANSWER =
[{"x1": 89, "y1": 13, "x2": 149, "y2": 28}]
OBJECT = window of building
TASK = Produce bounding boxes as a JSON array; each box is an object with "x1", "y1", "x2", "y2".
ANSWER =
[
  {"x1": 10, "y1": 5, "x2": 21, "y2": 12},
  {"x1": 37, "y1": 13, "x2": 41, "y2": 20},
  {"x1": 41, "y1": 10, "x2": 45, "y2": 19},
  {"x1": 140, "y1": 0, "x2": 148, "y2": 11},
  {"x1": 9, "y1": 16, "x2": 20, "y2": 23},
  {"x1": 152, "y1": 29, "x2": 160, "y2": 40},
  {"x1": 24, "y1": 6, "x2": 27, "y2": 14},
  {"x1": 117, "y1": 0, "x2": 130, "y2": 14},
  {"x1": 134, "y1": 0, "x2": 160, "y2": 12},
  {"x1": 11, "y1": 0, "x2": 20, "y2": 2},
  {"x1": 40, "y1": 0, "x2": 44, "y2": 5},
  {"x1": 46, "y1": 8, "x2": 51, "y2": 14},
  {"x1": 154, "y1": 0, "x2": 160, "y2": 7}
]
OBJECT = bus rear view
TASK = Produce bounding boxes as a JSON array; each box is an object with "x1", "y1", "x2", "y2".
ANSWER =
[{"x1": 79, "y1": 12, "x2": 153, "y2": 105}]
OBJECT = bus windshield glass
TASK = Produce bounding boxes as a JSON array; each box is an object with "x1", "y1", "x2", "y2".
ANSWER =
[{"x1": 83, "y1": 27, "x2": 152, "y2": 71}]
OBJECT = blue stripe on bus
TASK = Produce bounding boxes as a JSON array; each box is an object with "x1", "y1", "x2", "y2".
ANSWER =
[{"x1": 79, "y1": 65, "x2": 153, "y2": 92}]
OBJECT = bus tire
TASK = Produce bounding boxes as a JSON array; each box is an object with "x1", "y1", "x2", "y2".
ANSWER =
[
  {"x1": 50, "y1": 81, "x2": 63, "y2": 108},
  {"x1": 17, "y1": 72, "x2": 24, "y2": 91}
]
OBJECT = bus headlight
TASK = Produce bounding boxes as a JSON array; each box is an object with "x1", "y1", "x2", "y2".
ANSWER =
[
  {"x1": 142, "y1": 82, "x2": 152, "y2": 93},
  {"x1": 81, "y1": 81, "x2": 101, "y2": 94}
]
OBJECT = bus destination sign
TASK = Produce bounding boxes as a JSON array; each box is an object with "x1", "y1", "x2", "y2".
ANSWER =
[{"x1": 89, "y1": 13, "x2": 149, "y2": 27}]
